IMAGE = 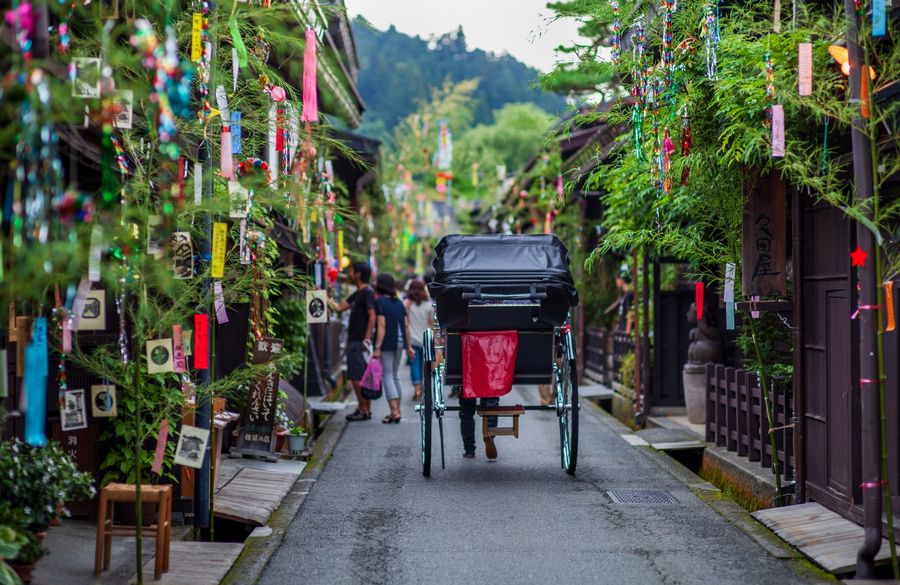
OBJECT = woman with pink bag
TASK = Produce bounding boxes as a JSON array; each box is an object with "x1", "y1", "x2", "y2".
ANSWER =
[{"x1": 373, "y1": 273, "x2": 414, "y2": 423}]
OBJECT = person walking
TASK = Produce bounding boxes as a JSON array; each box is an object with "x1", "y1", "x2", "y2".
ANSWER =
[
  {"x1": 405, "y1": 279, "x2": 433, "y2": 402},
  {"x1": 373, "y1": 273, "x2": 413, "y2": 423},
  {"x1": 328, "y1": 261, "x2": 376, "y2": 421}
]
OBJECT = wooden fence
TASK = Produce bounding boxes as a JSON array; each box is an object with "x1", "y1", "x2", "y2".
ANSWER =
[
  {"x1": 584, "y1": 326, "x2": 636, "y2": 385},
  {"x1": 705, "y1": 364, "x2": 794, "y2": 479}
]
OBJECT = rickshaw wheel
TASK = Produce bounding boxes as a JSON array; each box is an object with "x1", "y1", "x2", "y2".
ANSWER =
[
  {"x1": 558, "y1": 338, "x2": 579, "y2": 476},
  {"x1": 421, "y1": 360, "x2": 433, "y2": 477}
]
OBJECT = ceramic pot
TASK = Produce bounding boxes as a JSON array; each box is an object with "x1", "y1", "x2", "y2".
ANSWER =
[{"x1": 287, "y1": 434, "x2": 307, "y2": 453}]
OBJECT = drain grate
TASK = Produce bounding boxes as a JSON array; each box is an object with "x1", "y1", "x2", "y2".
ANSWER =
[{"x1": 607, "y1": 489, "x2": 679, "y2": 505}]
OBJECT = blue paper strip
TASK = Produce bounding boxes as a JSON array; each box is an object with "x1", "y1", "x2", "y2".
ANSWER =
[
  {"x1": 24, "y1": 318, "x2": 48, "y2": 446},
  {"x1": 873, "y1": 0, "x2": 886, "y2": 36},
  {"x1": 726, "y1": 301, "x2": 735, "y2": 330},
  {"x1": 231, "y1": 112, "x2": 242, "y2": 154}
]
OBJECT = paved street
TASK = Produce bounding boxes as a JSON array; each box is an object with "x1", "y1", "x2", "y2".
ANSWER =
[{"x1": 259, "y1": 369, "x2": 829, "y2": 585}]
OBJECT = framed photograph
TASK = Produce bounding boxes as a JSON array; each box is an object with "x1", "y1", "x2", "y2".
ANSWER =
[
  {"x1": 174, "y1": 424, "x2": 210, "y2": 469},
  {"x1": 71, "y1": 58, "x2": 101, "y2": 99},
  {"x1": 90, "y1": 384, "x2": 117, "y2": 417},
  {"x1": 306, "y1": 290, "x2": 328, "y2": 324},
  {"x1": 78, "y1": 289, "x2": 106, "y2": 331},
  {"x1": 112, "y1": 90, "x2": 133, "y2": 129},
  {"x1": 172, "y1": 232, "x2": 194, "y2": 279},
  {"x1": 146, "y1": 338, "x2": 175, "y2": 374},
  {"x1": 61, "y1": 389, "x2": 88, "y2": 431}
]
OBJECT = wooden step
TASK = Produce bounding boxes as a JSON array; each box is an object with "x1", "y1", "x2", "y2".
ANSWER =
[{"x1": 476, "y1": 405, "x2": 525, "y2": 417}]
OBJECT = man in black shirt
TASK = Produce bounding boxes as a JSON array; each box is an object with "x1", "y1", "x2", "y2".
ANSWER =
[{"x1": 329, "y1": 261, "x2": 377, "y2": 421}]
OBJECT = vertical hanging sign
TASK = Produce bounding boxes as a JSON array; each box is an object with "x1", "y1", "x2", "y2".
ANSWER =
[
  {"x1": 742, "y1": 171, "x2": 787, "y2": 297},
  {"x1": 771, "y1": 105, "x2": 785, "y2": 158},
  {"x1": 190, "y1": 13, "x2": 203, "y2": 62},
  {"x1": 24, "y1": 318, "x2": 49, "y2": 446},
  {"x1": 211, "y1": 222, "x2": 227, "y2": 278}
]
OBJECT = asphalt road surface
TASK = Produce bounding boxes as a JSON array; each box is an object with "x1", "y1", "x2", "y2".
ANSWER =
[{"x1": 259, "y1": 367, "x2": 830, "y2": 585}]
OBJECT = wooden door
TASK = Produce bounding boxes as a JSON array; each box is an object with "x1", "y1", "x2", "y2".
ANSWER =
[
  {"x1": 652, "y1": 290, "x2": 693, "y2": 407},
  {"x1": 801, "y1": 196, "x2": 859, "y2": 515}
]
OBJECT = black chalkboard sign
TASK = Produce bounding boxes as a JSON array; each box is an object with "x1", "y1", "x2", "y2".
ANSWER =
[{"x1": 230, "y1": 337, "x2": 284, "y2": 461}]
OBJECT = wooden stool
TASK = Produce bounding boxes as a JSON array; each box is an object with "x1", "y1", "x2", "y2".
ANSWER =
[{"x1": 95, "y1": 483, "x2": 172, "y2": 580}]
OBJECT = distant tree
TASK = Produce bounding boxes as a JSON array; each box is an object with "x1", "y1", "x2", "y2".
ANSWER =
[{"x1": 351, "y1": 17, "x2": 566, "y2": 137}]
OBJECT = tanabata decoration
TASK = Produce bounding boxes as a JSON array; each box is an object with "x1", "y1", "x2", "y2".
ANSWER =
[
  {"x1": 151, "y1": 419, "x2": 169, "y2": 474},
  {"x1": 724, "y1": 263, "x2": 736, "y2": 330},
  {"x1": 702, "y1": 0, "x2": 719, "y2": 78},
  {"x1": 5, "y1": 2, "x2": 36, "y2": 60},
  {"x1": 90, "y1": 384, "x2": 117, "y2": 417},
  {"x1": 60, "y1": 389, "x2": 87, "y2": 431},
  {"x1": 764, "y1": 54, "x2": 775, "y2": 128},
  {"x1": 873, "y1": 0, "x2": 886, "y2": 36},
  {"x1": 302, "y1": 28, "x2": 318, "y2": 123},
  {"x1": 772, "y1": 105, "x2": 785, "y2": 158},
  {"x1": 211, "y1": 222, "x2": 227, "y2": 278},
  {"x1": 680, "y1": 108, "x2": 693, "y2": 186},
  {"x1": 306, "y1": 290, "x2": 328, "y2": 324},
  {"x1": 885, "y1": 282, "x2": 896, "y2": 332},
  {"x1": 850, "y1": 245, "x2": 868, "y2": 267},
  {"x1": 214, "y1": 281, "x2": 228, "y2": 325},
  {"x1": 231, "y1": 111, "x2": 242, "y2": 154},
  {"x1": 24, "y1": 318, "x2": 48, "y2": 446},
  {"x1": 798, "y1": 43, "x2": 812, "y2": 96},
  {"x1": 695, "y1": 283, "x2": 705, "y2": 321},
  {"x1": 174, "y1": 424, "x2": 210, "y2": 469},
  {"x1": 172, "y1": 325, "x2": 187, "y2": 373},
  {"x1": 146, "y1": 338, "x2": 175, "y2": 374},
  {"x1": 610, "y1": 0, "x2": 621, "y2": 62}
]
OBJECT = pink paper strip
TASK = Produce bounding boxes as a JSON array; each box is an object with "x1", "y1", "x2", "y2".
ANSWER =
[
  {"x1": 151, "y1": 419, "x2": 169, "y2": 474},
  {"x1": 751, "y1": 295, "x2": 761, "y2": 319},
  {"x1": 772, "y1": 105, "x2": 785, "y2": 158},
  {"x1": 798, "y1": 43, "x2": 812, "y2": 96},
  {"x1": 172, "y1": 325, "x2": 186, "y2": 373},
  {"x1": 62, "y1": 327, "x2": 72, "y2": 353}
]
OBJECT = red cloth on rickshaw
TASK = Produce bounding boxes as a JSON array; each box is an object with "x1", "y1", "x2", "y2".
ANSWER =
[{"x1": 461, "y1": 330, "x2": 518, "y2": 399}]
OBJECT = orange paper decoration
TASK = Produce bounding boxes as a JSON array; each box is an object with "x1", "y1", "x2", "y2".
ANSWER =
[{"x1": 885, "y1": 282, "x2": 896, "y2": 332}]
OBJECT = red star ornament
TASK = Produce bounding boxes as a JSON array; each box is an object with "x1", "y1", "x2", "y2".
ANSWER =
[{"x1": 850, "y1": 246, "x2": 869, "y2": 267}]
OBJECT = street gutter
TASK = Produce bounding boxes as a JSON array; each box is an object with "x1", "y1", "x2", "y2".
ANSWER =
[{"x1": 220, "y1": 412, "x2": 349, "y2": 585}]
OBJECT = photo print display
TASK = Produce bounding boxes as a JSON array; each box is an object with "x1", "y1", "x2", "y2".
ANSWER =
[
  {"x1": 90, "y1": 384, "x2": 117, "y2": 417},
  {"x1": 306, "y1": 290, "x2": 328, "y2": 324},
  {"x1": 172, "y1": 232, "x2": 194, "y2": 279},
  {"x1": 61, "y1": 389, "x2": 88, "y2": 431},
  {"x1": 146, "y1": 338, "x2": 175, "y2": 374},
  {"x1": 174, "y1": 425, "x2": 210, "y2": 468},
  {"x1": 71, "y1": 58, "x2": 101, "y2": 99},
  {"x1": 77, "y1": 289, "x2": 106, "y2": 331}
]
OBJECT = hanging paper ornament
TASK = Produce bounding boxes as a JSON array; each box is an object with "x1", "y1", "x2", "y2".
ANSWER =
[
  {"x1": 24, "y1": 318, "x2": 48, "y2": 447},
  {"x1": 695, "y1": 283, "x2": 705, "y2": 321},
  {"x1": 231, "y1": 111, "x2": 242, "y2": 154},
  {"x1": 610, "y1": 0, "x2": 621, "y2": 62},
  {"x1": 663, "y1": 128, "x2": 675, "y2": 192},
  {"x1": 885, "y1": 282, "x2": 896, "y2": 332},
  {"x1": 850, "y1": 245, "x2": 868, "y2": 267},
  {"x1": 680, "y1": 107, "x2": 693, "y2": 186},
  {"x1": 662, "y1": 0, "x2": 675, "y2": 89},
  {"x1": 873, "y1": 0, "x2": 886, "y2": 36},
  {"x1": 302, "y1": 28, "x2": 318, "y2": 123},
  {"x1": 5, "y1": 2, "x2": 35, "y2": 60},
  {"x1": 631, "y1": 104, "x2": 643, "y2": 161},
  {"x1": 724, "y1": 264, "x2": 736, "y2": 330},
  {"x1": 764, "y1": 54, "x2": 775, "y2": 128},
  {"x1": 798, "y1": 43, "x2": 812, "y2": 96},
  {"x1": 326, "y1": 266, "x2": 339, "y2": 287},
  {"x1": 702, "y1": 0, "x2": 719, "y2": 78},
  {"x1": 771, "y1": 104, "x2": 785, "y2": 158},
  {"x1": 221, "y1": 127, "x2": 233, "y2": 179},
  {"x1": 53, "y1": 190, "x2": 94, "y2": 225}
]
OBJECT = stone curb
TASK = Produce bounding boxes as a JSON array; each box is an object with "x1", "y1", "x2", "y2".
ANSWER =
[{"x1": 219, "y1": 412, "x2": 349, "y2": 585}]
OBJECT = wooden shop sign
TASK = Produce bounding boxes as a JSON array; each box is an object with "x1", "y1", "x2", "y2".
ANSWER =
[
  {"x1": 230, "y1": 337, "x2": 284, "y2": 462},
  {"x1": 742, "y1": 171, "x2": 787, "y2": 297}
]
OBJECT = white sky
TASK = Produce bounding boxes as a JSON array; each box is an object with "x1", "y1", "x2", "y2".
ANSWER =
[{"x1": 345, "y1": 0, "x2": 583, "y2": 72}]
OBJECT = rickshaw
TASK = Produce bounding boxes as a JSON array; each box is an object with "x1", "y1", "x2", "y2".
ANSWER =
[{"x1": 417, "y1": 234, "x2": 580, "y2": 476}]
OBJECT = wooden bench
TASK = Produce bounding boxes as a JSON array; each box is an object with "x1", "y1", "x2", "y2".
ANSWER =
[{"x1": 95, "y1": 483, "x2": 172, "y2": 580}]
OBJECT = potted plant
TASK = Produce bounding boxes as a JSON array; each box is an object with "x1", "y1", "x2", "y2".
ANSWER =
[
  {"x1": 0, "y1": 440, "x2": 95, "y2": 583},
  {"x1": 286, "y1": 424, "x2": 308, "y2": 453},
  {"x1": 0, "y1": 523, "x2": 26, "y2": 585}
]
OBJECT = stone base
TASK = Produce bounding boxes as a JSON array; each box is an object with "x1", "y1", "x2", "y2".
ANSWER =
[{"x1": 683, "y1": 364, "x2": 707, "y2": 424}]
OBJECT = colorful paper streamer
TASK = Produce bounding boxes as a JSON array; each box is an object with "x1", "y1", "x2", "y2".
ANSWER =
[
  {"x1": 193, "y1": 314, "x2": 209, "y2": 370},
  {"x1": 214, "y1": 281, "x2": 229, "y2": 324},
  {"x1": 695, "y1": 283, "x2": 705, "y2": 321},
  {"x1": 151, "y1": 419, "x2": 169, "y2": 474},
  {"x1": 798, "y1": 43, "x2": 812, "y2": 96},
  {"x1": 211, "y1": 222, "x2": 227, "y2": 278},
  {"x1": 885, "y1": 282, "x2": 896, "y2": 332},
  {"x1": 772, "y1": 105, "x2": 785, "y2": 158},
  {"x1": 24, "y1": 318, "x2": 48, "y2": 446}
]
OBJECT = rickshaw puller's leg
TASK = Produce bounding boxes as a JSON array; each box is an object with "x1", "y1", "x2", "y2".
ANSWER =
[{"x1": 459, "y1": 392, "x2": 477, "y2": 455}]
